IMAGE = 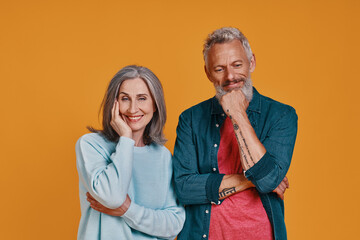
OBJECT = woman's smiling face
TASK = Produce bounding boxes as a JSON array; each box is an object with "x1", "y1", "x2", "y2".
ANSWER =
[{"x1": 117, "y1": 78, "x2": 155, "y2": 136}]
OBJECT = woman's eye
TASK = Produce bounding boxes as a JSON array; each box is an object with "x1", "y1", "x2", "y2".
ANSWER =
[
  {"x1": 121, "y1": 97, "x2": 129, "y2": 101},
  {"x1": 138, "y1": 97, "x2": 147, "y2": 101}
]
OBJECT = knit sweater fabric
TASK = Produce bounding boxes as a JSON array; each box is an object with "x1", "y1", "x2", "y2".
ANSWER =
[{"x1": 76, "y1": 133, "x2": 185, "y2": 240}]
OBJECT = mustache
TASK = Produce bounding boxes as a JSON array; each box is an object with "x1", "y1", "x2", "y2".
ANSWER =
[
  {"x1": 215, "y1": 77, "x2": 253, "y2": 102},
  {"x1": 221, "y1": 78, "x2": 246, "y2": 87}
]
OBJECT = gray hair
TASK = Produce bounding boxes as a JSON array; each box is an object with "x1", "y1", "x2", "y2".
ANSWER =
[
  {"x1": 203, "y1": 27, "x2": 253, "y2": 65},
  {"x1": 215, "y1": 77, "x2": 253, "y2": 102},
  {"x1": 88, "y1": 65, "x2": 167, "y2": 145}
]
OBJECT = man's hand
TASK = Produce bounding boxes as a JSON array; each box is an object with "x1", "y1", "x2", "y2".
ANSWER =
[
  {"x1": 86, "y1": 192, "x2": 131, "y2": 216},
  {"x1": 219, "y1": 88, "x2": 266, "y2": 171},
  {"x1": 220, "y1": 89, "x2": 249, "y2": 116},
  {"x1": 272, "y1": 176, "x2": 290, "y2": 200}
]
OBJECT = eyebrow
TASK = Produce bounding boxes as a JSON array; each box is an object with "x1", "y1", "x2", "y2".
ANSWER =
[
  {"x1": 213, "y1": 60, "x2": 244, "y2": 68},
  {"x1": 119, "y1": 92, "x2": 149, "y2": 97}
]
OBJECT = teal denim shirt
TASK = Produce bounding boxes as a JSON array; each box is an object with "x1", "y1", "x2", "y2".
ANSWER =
[{"x1": 173, "y1": 87, "x2": 298, "y2": 240}]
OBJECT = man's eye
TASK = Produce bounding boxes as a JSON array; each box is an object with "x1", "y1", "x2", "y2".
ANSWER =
[
  {"x1": 234, "y1": 64, "x2": 242, "y2": 67},
  {"x1": 215, "y1": 68, "x2": 223, "y2": 72}
]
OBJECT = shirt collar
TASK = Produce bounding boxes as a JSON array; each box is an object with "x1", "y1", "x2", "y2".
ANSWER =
[{"x1": 211, "y1": 87, "x2": 261, "y2": 115}]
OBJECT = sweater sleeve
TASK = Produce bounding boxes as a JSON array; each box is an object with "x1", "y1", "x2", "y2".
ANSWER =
[
  {"x1": 122, "y1": 151, "x2": 185, "y2": 239},
  {"x1": 75, "y1": 134, "x2": 135, "y2": 209}
]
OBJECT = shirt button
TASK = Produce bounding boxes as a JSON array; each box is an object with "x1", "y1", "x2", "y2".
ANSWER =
[
  {"x1": 205, "y1": 210, "x2": 209, "y2": 214},
  {"x1": 221, "y1": 113, "x2": 225, "y2": 116},
  {"x1": 203, "y1": 234, "x2": 207, "y2": 238},
  {"x1": 215, "y1": 123, "x2": 219, "y2": 127},
  {"x1": 212, "y1": 168, "x2": 216, "y2": 172},
  {"x1": 214, "y1": 144, "x2": 218, "y2": 147}
]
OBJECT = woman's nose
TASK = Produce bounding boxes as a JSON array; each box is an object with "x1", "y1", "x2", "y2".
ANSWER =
[{"x1": 128, "y1": 101, "x2": 139, "y2": 113}]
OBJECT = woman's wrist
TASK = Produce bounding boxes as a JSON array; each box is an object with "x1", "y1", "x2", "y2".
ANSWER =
[{"x1": 121, "y1": 132, "x2": 133, "y2": 139}]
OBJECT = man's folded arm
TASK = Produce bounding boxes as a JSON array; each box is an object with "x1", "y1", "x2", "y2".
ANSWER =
[
  {"x1": 173, "y1": 112, "x2": 255, "y2": 205},
  {"x1": 244, "y1": 107, "x2": 298, "y2": 193}
]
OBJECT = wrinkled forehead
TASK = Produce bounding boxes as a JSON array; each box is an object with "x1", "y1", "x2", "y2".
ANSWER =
[
  {"x1": 115, "y1": 77, "x2": 150, "y2": 98},
  {"x1": 207, "y1": 40, "x2": 249, "y2": 65}
]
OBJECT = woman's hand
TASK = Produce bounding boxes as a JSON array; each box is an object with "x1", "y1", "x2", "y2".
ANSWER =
[
  {"x1": 86, "y1": 192, "x2": 131, "y2": 217},
  {"x1": 110, "y1": 100, "x2": 132, "y2": 139}
]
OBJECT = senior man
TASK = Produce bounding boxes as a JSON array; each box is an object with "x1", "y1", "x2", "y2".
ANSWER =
[{"x1": 173, "y1": 27, "x2": 298, "y2": 240}]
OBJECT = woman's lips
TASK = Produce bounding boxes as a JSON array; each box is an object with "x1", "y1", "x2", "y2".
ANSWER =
[{"x1": 126, "y1": 115, "x2": 143, "y2": 122}]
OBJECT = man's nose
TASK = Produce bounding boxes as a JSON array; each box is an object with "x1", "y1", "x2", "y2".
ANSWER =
[{"x1": 225, "y1": 68, "x2": 236, "y2": 81}]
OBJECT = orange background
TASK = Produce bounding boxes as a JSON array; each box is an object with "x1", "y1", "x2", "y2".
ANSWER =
[{"x1": 1, "y1": 0, "x2": 359, "y2": 239}]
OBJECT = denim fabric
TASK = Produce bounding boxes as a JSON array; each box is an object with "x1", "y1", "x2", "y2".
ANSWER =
[{"x1": 173, "y1": 87, "x2": 298, "y2": 240}]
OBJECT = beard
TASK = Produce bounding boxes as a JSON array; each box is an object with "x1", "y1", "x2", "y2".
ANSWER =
[{"x1": 215, "y1": 76, "x2": 253, "y2": 102}]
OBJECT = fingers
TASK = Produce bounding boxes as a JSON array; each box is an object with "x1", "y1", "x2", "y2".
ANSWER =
[
  {"x1": 111, "y1": 100, "x2": 125, "y2": 124},
  {"x1": 85, "y1": 192, "x2": 129, "y2": 216},
  {"x1": 279, "y1": 181, "x2": 287, "y2": 191},
  {"x1": 273, "y1": 187, "x2": 284, "y2": 200},
  {"x1": 111, "y1": 100, "x2": 116, "y2": 120},
  {"x1": 90, "y1": 202, "x2": 108, "y2": 215},
  {"x1": 110, "y1": 101, "x2": 123, "y2": 133},
  {"x1": 86, "y1": 192, "x2": 95, "y2": 201},
  {"x1": 283, "y1": 176, "x2": 289, "y2": 189},
  {"x1": 86, "y1": 193, "x2": 107, "y2": 212},
  {"x1": 113, "y1": 100, "x2": 121, "y2": 121},
  {"x1": 272, "y1": 177, "x2": 290, "y2": 200},
  {"x1": 110, "y1": 101, "x2": 116, "y2": 129},
  {"x1": 277, "y1": 176, "x2": 290, "y2": 193},
  {"x1": 280, "y1": 181, "x2": 288, "y2": 193},
  {"x1": 86, "y1": 192, "x2": 101, "y2": 207},
  {"x1": 90, "y1": 204, "x2": 102, "y2": 212},
  {"x1": 86, "y1": 192, "x2": 97, "y2": 205},
  {"x1": 120, "y1": 112, "x2": 127, "y2": 123},
  {"x1": 114, "y1": 100, "x2": 119, "y2": 119},
  {"x1": 278, "y1": 191, "x2": 284, "y2": 200},
  {"x1": 220, "y1": 88, "x2": 248, "y2": 114},
  {"x1": 222, "y1": 89, "x2": 245, "y2": 102}
]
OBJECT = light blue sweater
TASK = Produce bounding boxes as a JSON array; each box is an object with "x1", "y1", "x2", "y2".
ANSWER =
[{"x1": 76, "y1": 133, "x2": 185, "y2": 240}]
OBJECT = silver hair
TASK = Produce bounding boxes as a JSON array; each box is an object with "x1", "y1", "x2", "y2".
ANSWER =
[
  {"x1": 203, "y1": 27, "x2": 253, "y2": 66},
  {"x1": 88, "y1": 65, "x2": 167, "y2": 145}
]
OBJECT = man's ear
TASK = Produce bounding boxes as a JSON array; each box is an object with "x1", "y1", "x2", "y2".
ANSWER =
[
  {"x1": 204, "y1": 65, "x2": 213, "y2": 82},
  {"x1": 249, "y1": 54, "x2": 256, "y2": 73}
]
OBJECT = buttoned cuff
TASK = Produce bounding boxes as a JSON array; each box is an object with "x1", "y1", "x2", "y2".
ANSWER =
[{"x1": 205, "y1": 173, "x2": 225, "y2": 204}]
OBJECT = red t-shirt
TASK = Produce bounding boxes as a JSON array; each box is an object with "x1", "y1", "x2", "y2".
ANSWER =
[{"x1": 209, "y1": 117, "x2": 273, "y2": 240}]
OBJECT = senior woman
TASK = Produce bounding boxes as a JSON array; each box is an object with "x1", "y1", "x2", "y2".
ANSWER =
[{"x1": 75, "y1": 65, "x2": 185, "y2": 240}]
